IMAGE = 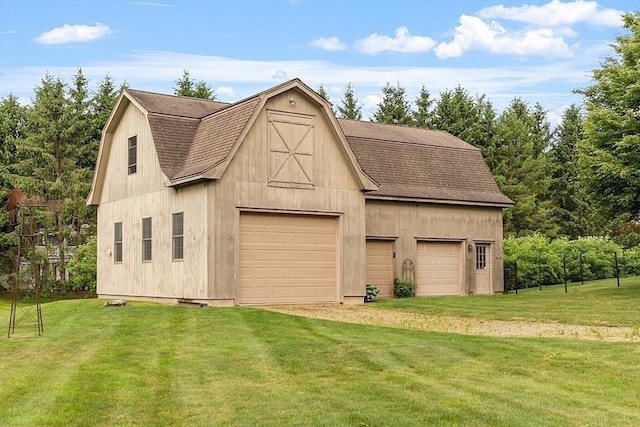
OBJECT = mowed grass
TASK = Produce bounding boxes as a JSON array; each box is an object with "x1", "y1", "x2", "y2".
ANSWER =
[
  {"x1": 0, "y1": 282, "x2": 638, "y2": 426},
  {"x1": 378, "y1": 276, "x2": 640, "y2": 327}
]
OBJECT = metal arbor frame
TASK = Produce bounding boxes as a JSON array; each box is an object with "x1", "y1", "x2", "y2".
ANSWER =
[{"x1": 7, "y1": 205, "x2": 44, "y2": 338}]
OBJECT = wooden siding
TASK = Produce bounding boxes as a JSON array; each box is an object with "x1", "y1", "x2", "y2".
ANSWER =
[
  {"x1": 209, "y1": 88, "x2": 367, "y2": 302},
  {"x1": 365, "y1": 200, "x2": 505, "y2": 293},
  {"x1": 98, "y1": 103, "x2": 169, "y2": 203},
  {"x1": 96, "y1": 103, "x2": 209, "y2": 300}
]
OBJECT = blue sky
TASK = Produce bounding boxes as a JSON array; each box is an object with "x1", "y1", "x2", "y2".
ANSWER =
[{"x1": 0, "y1": 0, "x2": 636, "y2": 125}]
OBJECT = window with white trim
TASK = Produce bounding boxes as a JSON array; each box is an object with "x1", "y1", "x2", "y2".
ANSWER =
[
  {"x1": 142, "y1": 217, "x2": 152, "y2": 261},
  {"x1": 172, "y1": 212, "x2": 184, "y2": 261},
  {"x1": 128, "y1": 136, "x2": 137, "y2": 174},
  {"x1": 114, "y1": 222, "x2": 123, "y2": 263},
  {"x1": 476, "y1": 244, "x2": 487, "y2": 270}
]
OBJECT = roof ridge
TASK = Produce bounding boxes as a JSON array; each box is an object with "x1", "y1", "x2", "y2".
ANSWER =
[
  {"x1": 346, "y1": 135, "x2": 480, "y2": 152},
  {"x1": 200, "y1": 93, "x2": 262, "y2": 119},
  {"x1": 126, "y1": 88, "x2": 230, "y2": 104}
]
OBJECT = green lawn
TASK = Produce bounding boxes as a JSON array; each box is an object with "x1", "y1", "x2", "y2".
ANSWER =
[
  {"x1": 378, "y1": 276, "x2": 640, "y2": 327},
  {"x1": 0, "y1": 280, "x2": 639, "y2": 426}
]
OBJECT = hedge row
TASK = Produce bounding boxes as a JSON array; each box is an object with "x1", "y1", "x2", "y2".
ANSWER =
[{"x1": 503, "y1": 235, "x2": 640, "y2": 288}]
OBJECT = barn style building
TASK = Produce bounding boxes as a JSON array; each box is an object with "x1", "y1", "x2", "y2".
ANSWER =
[{"x1": 88, "y1": 79, "x2": 512, "y2": 305}]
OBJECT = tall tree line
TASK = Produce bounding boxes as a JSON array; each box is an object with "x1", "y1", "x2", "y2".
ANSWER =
[
  {"x1": 326, "y1": 13, "x2": 638, "y2": 240},
  {"x1": 0, "y1": 69, "x2": 122, "y2": 284}
]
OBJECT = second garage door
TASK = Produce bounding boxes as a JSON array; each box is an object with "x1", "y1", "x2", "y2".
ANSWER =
[
  {"x1": 416, "y1": 241, "x2": 462, "y2": 296},
  {"x1": 239, "y1": 213, "x2": 338, "y2": 305}
]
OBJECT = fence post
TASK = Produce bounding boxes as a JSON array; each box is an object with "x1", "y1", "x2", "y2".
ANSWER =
[
  {"x1": 615, "y1": 252, "x2": 620, "y2": 287},
  {"x1": 563, "y1": 255, "x2": 567, "y2": 293},
  {"x1": 515, "y1": 260, "x2": 518, "y2": 295},
  {"x1": 539, "y1": 258, "x2": 542, "y2": 291},
  {"x1": 580, "y1": 252, "x2": 584, "y2": 285}
]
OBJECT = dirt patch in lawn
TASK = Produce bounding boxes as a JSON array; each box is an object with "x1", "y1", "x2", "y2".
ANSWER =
[{"x1": 263, "y1": 305, "x2": 640, "y2": 342}]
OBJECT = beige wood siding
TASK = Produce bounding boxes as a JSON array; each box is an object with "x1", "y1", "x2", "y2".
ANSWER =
[
  {"x1": 95, "y1": 100, "x2": 209, "y2": 300},
  {"x1": 365, "y1": 200, "x2": 505, "y2": 294},
  {"x1": 210, "y1": 88, "x2": 367, "y2": 303},
  {"x1": 366, "y1": 240, "x2": 395, "y2": 298},
  {"x1": 98, "y1": 103, "x2": 169, "y2": 205},
  {"x1": 239, "y1": 213, "x2": 337, "y2": 304},
  {"x1": 416, "y1": 242, "x2": 463, "y2": 296}
]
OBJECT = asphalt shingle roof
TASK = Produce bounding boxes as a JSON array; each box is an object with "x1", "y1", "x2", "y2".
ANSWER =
[
  {"x1": 122, "y1": 84, "x2": 511, "y2": 207},
  {"x1": 339, "y1": 119, "x2": 512, "y2": 206}
]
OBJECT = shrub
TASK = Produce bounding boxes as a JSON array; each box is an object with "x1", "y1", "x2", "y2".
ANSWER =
[
  {"x1": 67, "y1": 236, "x2": 97, "y2": 293},
  {"x1": 365, "y1": 284, "x2": 379, "y2": 302},
  {"x1": 393, "y1": 278, "x2": 415, "y2": 298},
  {"x1": 504, "y1": 234, "x2": 639, "y2": 288}
]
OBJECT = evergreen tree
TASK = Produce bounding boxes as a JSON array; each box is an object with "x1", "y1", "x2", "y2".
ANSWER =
[
  {"x1": 373, "y1": 82, "x2": 413, "y2": 125},
  {"x1": 412, "y1": 86, "x2": 434, "y2": 128},
  {"x1": 89, "y1": 74, "x2": 119, "y2": 167},
  {"x1": 548, "y1": 105, "x2": 598, "y2": 238},
  {"x1": 337, "y1": 82, "x2": 362, "y2": 120},
  {"x1": 0, "y1": 94, "x2": 27, "y2": 275},
  {"x1": 430, "y1": 86, "x2": 496, "y2": 152},
  {"x1": 174, "y1": 69, "x2": 216, "y2": 100},
  {"x1": 491, "y1": 98, "x2": 556, "y2": 236},
  {"x1": 578, "y1": 12, "x2": 640, "y2": 221},
  {"x1": 316, "y1": 85, "x2": 330, "y2": 102}
]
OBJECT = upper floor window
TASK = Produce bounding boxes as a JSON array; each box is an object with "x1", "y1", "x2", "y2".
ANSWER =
[
  {"x1": 172, "y1": 212, "x2": 184, "y2": 261},
  {"x1": 142, "y1": 217, "x2": 152, "y2": 261},
  {"x1": 128, "y1": 136, "x2": 137, "y2": 175},
  {"x1": 476, "y1": 244, "x2": 487, "y2": 270},
  {"x1": 114, "y1": 222, "x2": 123, "y2": 263}
]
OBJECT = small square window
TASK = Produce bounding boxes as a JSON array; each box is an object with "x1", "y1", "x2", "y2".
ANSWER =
[
  {"x1": 128, "y1": 136, "x2": 137, "y2": 175},
  {"x1": 142, "y1": 217, "x2": 152, "y2": 261}
]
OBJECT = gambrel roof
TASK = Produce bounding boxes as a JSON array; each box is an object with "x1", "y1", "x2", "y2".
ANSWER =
[
  {"x1": 339, "y1": 119, "x2": 513, "y2": 207},
  {"x1": 89, "y1": 79, "x2": 511, "y2": 208}
]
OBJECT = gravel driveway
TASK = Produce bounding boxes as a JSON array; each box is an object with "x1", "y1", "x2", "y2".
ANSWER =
[{"x1": 264, "y1": 304, "x2": 640, "y2": 342}]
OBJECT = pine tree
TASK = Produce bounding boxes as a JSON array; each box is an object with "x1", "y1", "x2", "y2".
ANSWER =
[
  {"x1": 548, "y1": 105, "x2": 598, "y2": 238},
  {"x1": 337, "y1": 82, "x2": 362, "y2": 120},
  {"x1": 174, "y1": 70, "x2": 216, "y2": 100},
  {"x1": 89, "y1": 74, "x2": 119, "y2": 166},
  {"x1": 412, "y1": 86, "x2": 434, "y2": 128},
  {"x1": 491, "y1": 98, "x2": 556, "y2": 236},
  {"x1": 429, "y1": 86, "x2": 495, "y2": 151},
  {"x1": 373, "y1": 82, "x2": 413, "y2": 125},
  {"x1": 0, "y1": 94, "x2": 27, "y2": 275},
  {"x1": 316, "y1": 85, "x2": 330, "y2": 102}
]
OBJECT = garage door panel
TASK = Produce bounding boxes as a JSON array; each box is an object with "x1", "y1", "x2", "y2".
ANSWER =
[
  {"x1": 416, "y1": 242, "x2": 462, "y2": 296},
  {"x1": 239, "y1": 213, "x2": 337, "y2": 304}
]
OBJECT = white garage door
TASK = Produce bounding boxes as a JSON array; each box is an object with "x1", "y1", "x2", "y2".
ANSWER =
[
  {"x1": 416, "y1": 241, "x2": 462, "y2": 296},
  {"x1": 366, "y1": 240, "x2": 394, "y2": 298},
  {"x1": 239, "y1": 213, "x2": 337, "y2": 305}
]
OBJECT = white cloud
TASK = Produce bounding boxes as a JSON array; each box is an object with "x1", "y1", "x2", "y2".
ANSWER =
[
  {"x1": 34, "y1": 23, "x2": 111, "y2": 45},
  {"x1": 309, "y1": 36, "x2": 346, "y2": 51},
  {"x1": 214, "y1": 86, "x2": 236, "y2": 99},
  {"x1": 0, "y1": 49, "x2": 610, "y2": 127},
  {"x1": 272, "y1": 70, "x2": 289, "y2": 80},
  {"x1": 478, "y1": 0, "x2": 623, "y2": 27},
  {"x1": 354, "y1": 26, "x2": 436, "y2": 55},
  {"x1": 434, "y1": 15, "x2": 572, "y2": 59},
  {"x1": 0, "y1": 29, "x2": 15, "y2": 35}
]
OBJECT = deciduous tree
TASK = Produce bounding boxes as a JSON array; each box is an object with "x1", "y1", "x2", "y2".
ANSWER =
[{"x1": 578, "y1": 12, "x2": 640, "y2": 221}]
